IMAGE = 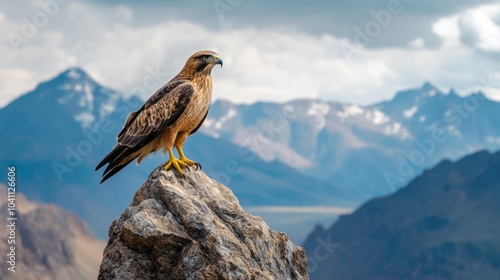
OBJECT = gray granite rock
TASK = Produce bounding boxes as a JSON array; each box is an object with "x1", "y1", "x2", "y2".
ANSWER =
[{"x1": 98, "y1": 167, "x2": 308, "y2": 280}]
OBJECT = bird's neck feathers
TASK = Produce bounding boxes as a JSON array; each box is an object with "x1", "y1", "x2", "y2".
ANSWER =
[
  {"x1": 192, "y1": 73, "x2": 213, "y2": 93},
  {"x1": 175, "y1": 71, "x2": 212, "y2": 85},
  {"x1": 177, "y1": 63, "x2": 215, "y2": 80}
]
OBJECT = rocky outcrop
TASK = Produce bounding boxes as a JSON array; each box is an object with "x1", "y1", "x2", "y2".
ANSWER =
[
  {"x1": 98, "y1": 167, "x2": 308, "y2": 280},
  {"x1": 0, "y1": 185, "x2": 105, "y2": 280}
]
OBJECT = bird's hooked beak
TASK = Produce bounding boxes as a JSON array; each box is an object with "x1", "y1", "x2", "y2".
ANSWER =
[{"x1": 214, "y1": 55, "x2": 223, "y2": 67}]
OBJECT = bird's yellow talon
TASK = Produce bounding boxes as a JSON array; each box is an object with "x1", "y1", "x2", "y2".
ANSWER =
[
  {"x1": 164, "y1": 161, "x2": 172, "y2": 170},
  {"x1": 164, "y1": 148, "x2": 187, "y2": 175},
  {"x1": 176, "y1": 145, "x2": 197, "y2": 167},
  {"x1": 177, "y1": 160, "x2": 187, "y2": 168},
  {"x1": 164, "y1": 157, "x2": 185, "y2": 174},
  {"x1": 180, "y1": 157, "x2": 196, "y2": 166},
  {"x1": 172, "y1": 159, "x2": 185, "y2": 175}
]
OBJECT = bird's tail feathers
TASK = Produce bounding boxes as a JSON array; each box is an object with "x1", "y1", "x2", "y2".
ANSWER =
[
  {"x1": 95, "y1": 144, "x2": 125, "y2": 171},
  {"x1": 96, "y1": 144, "x2": 138, "y2": 183},
  {"x1": 100, "y1": 159, "x2": 134, "y2": 184}
]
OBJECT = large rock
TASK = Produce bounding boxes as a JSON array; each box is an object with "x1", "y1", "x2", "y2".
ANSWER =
[{"x1": 98, "y1": 167, "x2": 308, "y2": 279}]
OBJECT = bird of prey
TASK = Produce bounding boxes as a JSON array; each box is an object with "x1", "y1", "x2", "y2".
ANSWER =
[{"x1": 95, "y1": 50, "x2": 223, "y2": 183}]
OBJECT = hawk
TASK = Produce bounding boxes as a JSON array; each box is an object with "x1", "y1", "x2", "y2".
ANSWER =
[{"x1": 95, "y1": 50, "x2": 223, "y2": 183}]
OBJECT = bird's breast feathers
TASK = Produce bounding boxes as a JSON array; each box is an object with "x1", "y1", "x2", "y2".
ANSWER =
[{"x1": 174, "y1": 78, "x2": 212, "y2": 132}]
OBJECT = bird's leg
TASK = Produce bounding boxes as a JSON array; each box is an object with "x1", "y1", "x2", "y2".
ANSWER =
[
  {"x1": 176, "y1": 145, "x2": 196, "y2": 166},
  {"x1": 164, "y1": 148, "x2": 187, "y2": 174}
]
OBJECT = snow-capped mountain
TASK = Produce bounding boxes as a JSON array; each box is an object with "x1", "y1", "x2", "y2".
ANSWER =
[
  {"x1": 202, "y1": 82, "x2": 500, "y2": 198},
  {"x1": 0, "y1": 68, "x2": 349, "y2": 242},
  {"x1": 203, "y1": 99, "x2": 408, "y2": 166},
  {"x1": 0, "y1": 68, "x2": 142, "y2": 162},
  {"x1": 55, "y1": 68, "x2": 125, "y2": 128},
  {"x1": 4, "y1": 67, "x2": 500, "y2": 243}
]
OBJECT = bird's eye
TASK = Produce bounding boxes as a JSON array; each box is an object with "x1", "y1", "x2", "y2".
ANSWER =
[{"x1": 201, "y1": 55, "x2": 211, "y2": 62}]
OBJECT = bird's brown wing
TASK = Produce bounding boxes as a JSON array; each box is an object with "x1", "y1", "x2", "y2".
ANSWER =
[
  {"x1": 117, "y1": 80, "x2": 193, "y2": 147},
  {"x1": 95, "y1": 79, "x2": 194, "y2": 182}
]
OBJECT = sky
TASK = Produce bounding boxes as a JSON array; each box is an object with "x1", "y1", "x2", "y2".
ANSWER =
[{"x1": 2, "y1": 0, "x2": 500, "y2": 107}]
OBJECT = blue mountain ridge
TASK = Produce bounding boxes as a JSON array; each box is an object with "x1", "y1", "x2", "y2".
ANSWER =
[
  {"x1": 4, "y1": 67, "x2": 500, "y2": 244},
  {"x1": 0, "y1": 68, "x2": 351, "y2": 241},
  {"x1": 303, "y1": 149, "x2": 500, "y2": 279},
  {"x1": 203, "y1": 82, "x2": 500, "y2": 201}
]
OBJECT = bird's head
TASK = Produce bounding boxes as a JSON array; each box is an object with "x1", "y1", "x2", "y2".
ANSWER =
[{"x1": 180, "y1": 50, "x2": 223, "y2": 77}]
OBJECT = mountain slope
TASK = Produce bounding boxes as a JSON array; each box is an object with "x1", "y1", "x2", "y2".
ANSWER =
[
  {"x1": 0, "y1": 68, "x2": 350, "y2": 241},
  {"x1": 0, "y1": 68, "x2": 143, "y2": 161},
  {"x1": 0, "y1": 184, "x2": 104, "y2": 280},
  {"x1": 202, "y1": 83, "x2": 500, "y2": 199},
  {"x1": 302, "y1": 150, "x2": 500, "y2": 280}
]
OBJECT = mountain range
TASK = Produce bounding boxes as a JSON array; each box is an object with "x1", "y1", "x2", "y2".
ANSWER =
[
  {"x1": 303, "y1": 150, "x2": 500, "y2": 280},
  {"x1": 202, "y1": 82, "x2": 500, "y2": 199},
  {"x1": 2, "y1": 67, "x2": 500, "y2": 243},
  {"x1": 0, "y1": 68, "x2": 351, "y2": 242}
]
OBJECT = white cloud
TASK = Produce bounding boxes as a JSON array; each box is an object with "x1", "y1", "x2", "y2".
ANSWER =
[
  {"x1": 458, "y1": 5, "x2": 500, "y2": 52},
  {"x1": 0, "y1": 68, "x2": 34, "y2": 103},
  {"x1": 408, "y1": 37, "x2": 425, "y2": 48},
  {"x1": 433, "y1": 2, "x2": 500, "y2": 52},
  {"x1": 477, "y1": 71, "x2": 500, "y2": 101},
  {"x1": 432, "y1": 16, "x2": 461, "y2": 48},
  {"x1": 1, "y1": 0, "x2": 500, "y2": 108}
]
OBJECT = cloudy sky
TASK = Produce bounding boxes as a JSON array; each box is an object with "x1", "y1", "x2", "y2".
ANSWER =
[{"x1": 2, "y1": 0, "x2": 500, "y2": 107}]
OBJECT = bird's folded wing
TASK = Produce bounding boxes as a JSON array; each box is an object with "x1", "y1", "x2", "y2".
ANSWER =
[{"x1": 117, "y1": 81, "x2": 194, "y2": 148}]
